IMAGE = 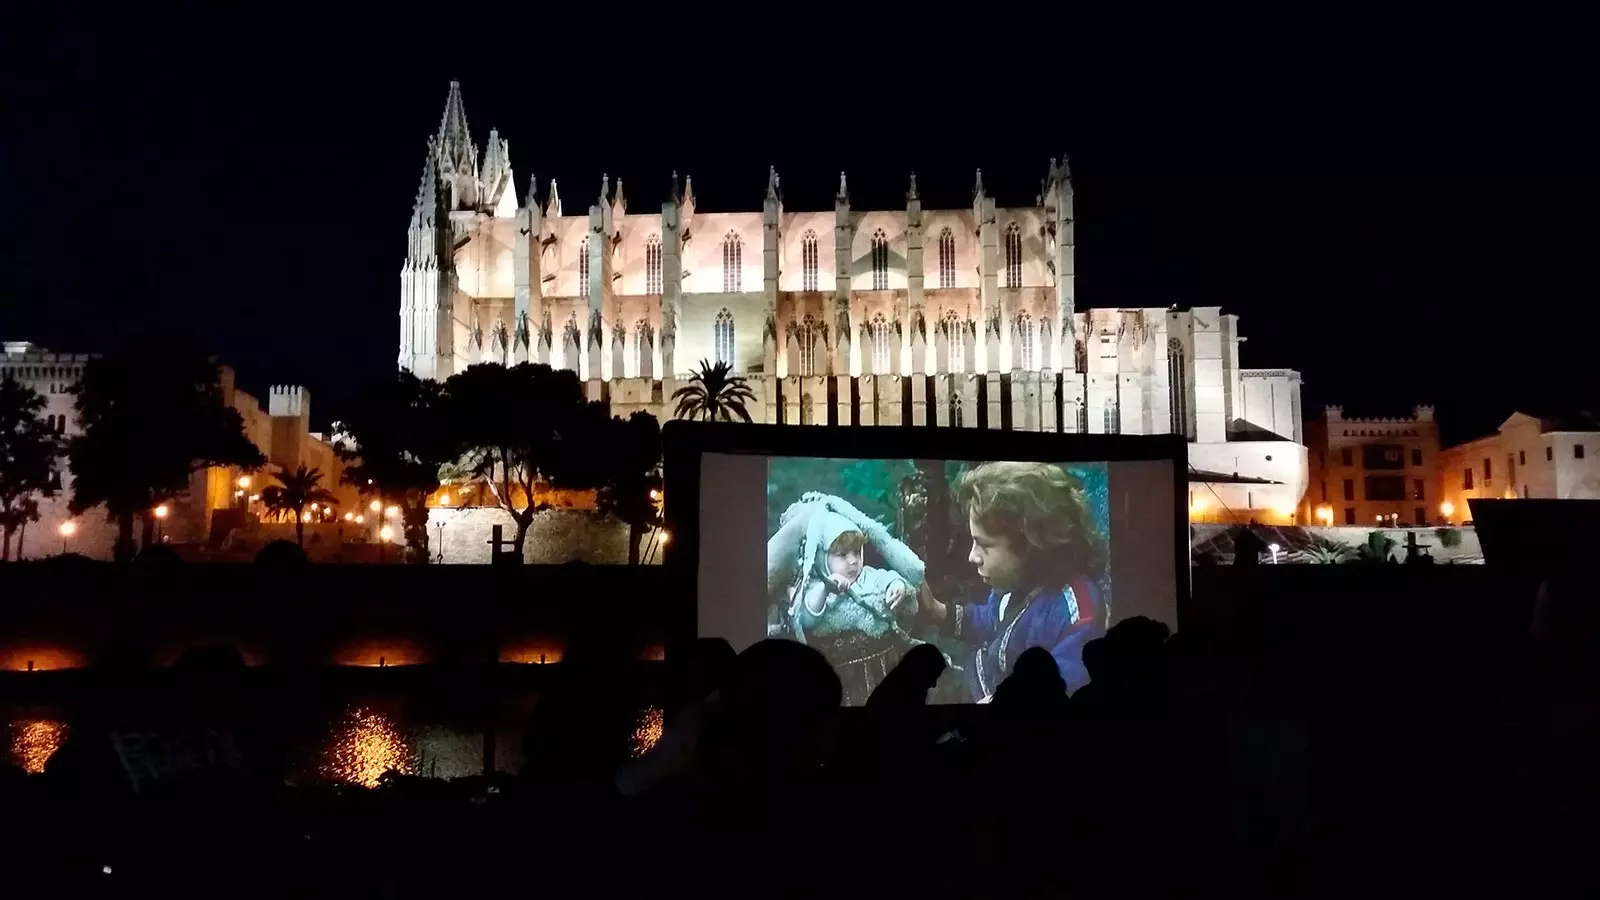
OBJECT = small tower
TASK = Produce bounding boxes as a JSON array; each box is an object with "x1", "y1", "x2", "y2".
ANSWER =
[{"x1": 398, "y1": 137, "x2": 457, "y2": 380}]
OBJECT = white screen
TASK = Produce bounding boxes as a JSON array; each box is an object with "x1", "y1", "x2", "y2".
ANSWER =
[{"x1": 697, "y1": 454, "x2": 1180, "y2": 704}]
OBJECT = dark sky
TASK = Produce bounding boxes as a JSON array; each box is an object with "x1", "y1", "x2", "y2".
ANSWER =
[{"x1": 3, "y1": 6, "x2": 1594, "y2": 444}]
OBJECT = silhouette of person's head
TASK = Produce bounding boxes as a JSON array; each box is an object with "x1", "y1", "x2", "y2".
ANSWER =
[
  {"x1": 992, "y1": 646, "x2": 1067, "y2": 710},
  {"x1": 705, "y1": 639, "x2": 841, "y2": 778},
  {"x1": 865, "y1": 642, "x2": 947, "y2": 711}
]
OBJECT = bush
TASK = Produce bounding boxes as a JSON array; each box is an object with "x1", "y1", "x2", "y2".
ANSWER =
[{"x1": 1434, "y1": 527, "x2": 1462, "y2": 549}]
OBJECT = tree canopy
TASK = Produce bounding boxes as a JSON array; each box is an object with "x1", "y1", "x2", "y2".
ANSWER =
[
  {"x1": 68, "y1": 333, "x2": 265, "y2": 562},
  {"x1": 671, "y1": 359, "x2": 756, "y2": 422},
  {"x1": 0, "y1": 374, "x2": 60, "y2": 560},
  {"x1": 334, "y1": 370, "x2": 452, "y2": 563}
]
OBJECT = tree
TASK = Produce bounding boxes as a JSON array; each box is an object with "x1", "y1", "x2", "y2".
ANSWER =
[
  {"x1": 68, "y1": 334, "x2": 266, "y2": 563},
  {"x1": 0, "y1": 374, "x2": 60, "y2": 561},
  {"x1": 590, "y1": 411, "x2": 663, "y2": 565},
  {"x1": 334, "y1": 371, "x2": 453, "y2": 564},
  {"x1": 261, "y1": 465, "x2": 337, "y2": 548},
  {"x1": 443, "y1": 363, "x2": 605, "y2": 558},
  {"x1": 671, "y1": 359, "x2": 756, "y2": 422}
]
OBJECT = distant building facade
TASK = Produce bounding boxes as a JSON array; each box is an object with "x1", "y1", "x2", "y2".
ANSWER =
[
  {"x1": 1303, "y1": 406, "x2": 1441, "y2": 527},
  {"x1": 0, "y1": 341, "x2": 355, "y2": 559},
  {"x1": 1438, "y1": 412, "x2": 1600, "y2": 520},
  {"x1": 396, "y1": 83, "x2": 1309, "y2": 520}
]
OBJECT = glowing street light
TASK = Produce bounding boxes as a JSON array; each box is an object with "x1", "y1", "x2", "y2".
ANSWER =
[
  {"x1": 153, "y1": 505, "x2": 169, "y2": 519},
  {"x1": 1314, "y1": 504, "x2": 1334, "y2": 526},
  {"x1": 384, "y1": 505, "x2": 399, "y2": 519},
  {"x1": 355, "y1": 515, "x2": 365, "y2": 525},
  {"x1": 649, "y1": 489, "x2": 661, "y2": 502},
  {"x1": 439, "y1": 493, "x2": 451, "y2": 506},
  {"x1": 237, "y1": 475, "x2": 252, "y2": 490},
  {"x1": 58, "y1": 520, "x2": 76, "y2": 555},
  {"x1": 369, "y1": 500, "x2": 382, "y2": 513},
  {"x1": 658, "y1": 531, "x2": 670, "y2": 546},
  {"x1": 343, "y1": 512, "x2": 354, "y2": 522},
  {"x1": 1439, "y1": 500, "x2": 1455, "y2": 521},
  {"x1": 379, "y1": 525, "x2": 393, "y2": 541}
]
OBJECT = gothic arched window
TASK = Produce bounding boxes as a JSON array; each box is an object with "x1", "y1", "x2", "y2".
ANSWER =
[
  {"x1": 1004, "y1": 223, "x2": 1023, "y2": 288},
  {"x1": 801, "y1": 230, "x2": 819, "y2": 292},
  {"x1": 714, "y1": 308, "x2": 735, "y2": 366},
  {"x1": 938, "y1": 228, "x2": 956, "y2": 288},
  {"x1": 944, "y1": 311, "x2": 964, "y2": 374},
  {"x1": 1103, "y1": 398, "x2": 1120, "y2": 435},
  {"x1": 722, "y1": 232, "x2": 742, "y2": 293},
  {"x1": 1017, "y1": 313, "x2": 1035, "y2": 371},
  {"x1": 870, "y1": 230, "x2": 890, "y2": 291},
  {"x1": 645, "y1": 234, "x2": 662, "y2": 294},
  {"x1": 636, "y1": 319, "x2": 654, "y2": 378},
  {"x1": 579, "y1": 236, "x2": 590, "y2": 296},
  {"x1": 797, "y1": 314, "x2": 817, "y2": 377},
  {"x1": 869, "y1": 313, "x2": 892, "y2": 374},
  {"x1": 1167, "y1": 338, "x2": 1189, "y2": 438}
]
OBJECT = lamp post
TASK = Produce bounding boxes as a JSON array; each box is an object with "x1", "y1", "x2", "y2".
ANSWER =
[
  {"x1": 153, "y1": 504, "x2": 169, "y2": 542},
  {"x1": 1439, "y1": 500, "x2": 1455, "y2": 525},
  {"x1": 58, "y1": 521, "x2": 76, "y2": 556}
]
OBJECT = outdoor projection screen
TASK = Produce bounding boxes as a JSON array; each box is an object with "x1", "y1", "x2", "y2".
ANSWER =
[{"x1": 667, "y1": 423, "x2": 1187, "y2": 706}]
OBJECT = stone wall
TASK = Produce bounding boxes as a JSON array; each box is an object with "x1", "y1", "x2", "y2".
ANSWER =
[
  {"x1": 1191, "y1": 524, "x2": 1483, "y2": 565},
  {"x1": 427, "y1": 507, "x2": 644, "y2": 565}
]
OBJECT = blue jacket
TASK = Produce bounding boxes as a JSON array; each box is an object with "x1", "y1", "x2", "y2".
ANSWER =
[{"x1": 947, "y1": 579, "x2": 1103, "y2": 700}]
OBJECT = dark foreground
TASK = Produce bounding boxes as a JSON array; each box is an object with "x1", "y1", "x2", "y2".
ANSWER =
[{"x1": 0, "y1": 565, "x2": 1596, "y2": 898}]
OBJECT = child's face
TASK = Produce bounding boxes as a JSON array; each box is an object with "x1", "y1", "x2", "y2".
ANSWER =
[
  {"x1": 827, "y1": 545, "x2": 863, "y2": 589},
  {"x1": 968, "y1": 512, "x2": 1026, "y2": 592}
]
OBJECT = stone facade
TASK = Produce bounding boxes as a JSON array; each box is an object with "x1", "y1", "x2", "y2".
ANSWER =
[
  {"x1": 426, "y1": 507, "x2": 640, "y2": 565},
  {"x1": 1438, "y1": 412, "x2": 1600, "y2": 520},
  {"x1": 1303, "y1": 406, "x2": 1441, "y2": 528},
  {"x1": 396, "y1": 83, "x2": 1310, "y2": 520}
]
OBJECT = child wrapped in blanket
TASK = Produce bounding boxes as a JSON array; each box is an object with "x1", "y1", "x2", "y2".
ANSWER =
[{"x1": 767, "y1": 493, "x2": 928, "y2": 705}]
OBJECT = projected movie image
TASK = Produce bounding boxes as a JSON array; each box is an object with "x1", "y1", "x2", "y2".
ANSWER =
[{"x1": 766, "y1": 458, "x2": 1112, "y2": 705}]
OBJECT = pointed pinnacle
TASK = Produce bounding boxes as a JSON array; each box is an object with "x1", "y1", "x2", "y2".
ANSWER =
[
  {"x1": 670, "y1": 170, "x2": 681, "y2": 203},
  {"x1": 837, "y1": 171, "x2": 849, "y2": 201},
  {"x1": 974, "y1": 168, "x2": 986, "y2": 198},
  {"x1": 524, "y1": 173, "x2": 538, "y2": 209},
  {"x1": 907, "y1": 171, "x2": 919, "y2": 202}
]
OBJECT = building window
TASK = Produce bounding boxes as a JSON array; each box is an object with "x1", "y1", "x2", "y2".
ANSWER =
[
  {"x1": 1412, "y1": 478, "x2": 1424, "y2": 500},
  {"x1": 944, "y1": 311, "x2": 963, "y2": 374},
  {"x1": 870, "y1": 230, "x2": 889, "y2": 291},
  {"x1": 796, "y1": 315, "x2": 817, "y2": 377},
  {"x1": 1463, "y1": 468, "x2": 1474, "y2": 489},
  {"x1": 645, "y1": 234, "x2": 662, "y2": 294},
  {"x1": 56, "y1": 415, "x2": 66, "y2": 434},
  {"x1": 1414, "y1": 507, "x2": 1427, "y2": 526},
  {"x1": 938, "y1": 228, "x2": 956, "y2": 288},
  {"x1": 1167, "y1": 338, "x2": 1187, "y2": 438},
  {"x1": 1483, "y1": 458, "x2": 1492, "y2": 481},
  {"x1": 1003, "y1": 223, "x2": 1022, "y2": 288},
  {"x1": 1017, "y1": 313, "x2": 1034, "y2": 371},
  {"x1": 1341, "y1": 447, "x2": 1353, "y2": 467},
  {"x1": 1577, "y1": 444, "x2": 1587, "y2": 460},
  {"x1": 869, "y1": 313, "x2": 892, "y2": 375},
  {"x1": 1412, "y1": 448, "x2": 1423, "y2": 466},
  {"x1": 950, "y1": 392, "x2": 964, "y2": 428},
  {"x1": 1518, "y1": 449, "x2": 1526, "y2": 466},
  {"x1": 578, "y1": 237, "x2": 590, "y2": 296},
  {"x1": 801, "y1": 230, "x2": 819, "y2": 292},
  {"x1": 1344, "y1": 507, "x2": 1356, "y2": 525},
  {"x1": 1546, "y1": 446, "x2": 1554, "y2": 461},
  {"x1": 1103, "y1": 399, "x2": 1119, "y2": 435},
  {"x1": 635, "y1": 319, "x2": 653, "y2": 377},
  {"x1": 714, "y1": 308, "x2": 735, "y2": 366},
  {"x1": 722, "y1": 232, "x2": 742, "y2": 293},
  {"x1": 800, "y1": 394, "x2": 814, "y2": 425},
  {"x1": 1343, "y1": 478, "x2": 1355, "y2": 501}
]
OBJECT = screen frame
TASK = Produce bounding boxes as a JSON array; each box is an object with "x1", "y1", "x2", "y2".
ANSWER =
[{"x1": 661, "y1": 421, "x2": 1193, "y2": 647}]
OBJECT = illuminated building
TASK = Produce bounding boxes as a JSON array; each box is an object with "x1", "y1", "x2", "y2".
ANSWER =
[
  {"x1": 1438, "y1": 412, "x2": 1600, "y2": 519},
  {"x1": 396, "y1": 83, "x2": 1308, "y2": 519},
  {"x1": 1304, "y1": 406, "x2": 1441, "y2": 527}
]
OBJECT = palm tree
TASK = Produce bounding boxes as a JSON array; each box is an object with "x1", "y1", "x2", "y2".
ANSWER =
[
  {"x1": 671, "y1": 360, "x2": 757, "y2": 422},
  {"x1": 261, "y1": 465, "x2": 337, "y2": 547}
]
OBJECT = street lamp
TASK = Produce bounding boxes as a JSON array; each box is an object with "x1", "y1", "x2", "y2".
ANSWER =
[
  {"x1": 237, "y1": 475, "x2": 251, "y2": 490},
  {"x1": 1439, "y1": 500, "x2": 1455, "y2": 523},
  {"x1": 369, "y1": 499, "x2": 381, "y2": 513},
  {"x1": 58, "y1": 521, "x2": 76, "y2": 555},
  {"x1": 154, "y1": 504, "x2": 169, "y2": 542},
  {"x1": 384, "y1": 505, "x2": 399, "y2": 519},
  {"x1": 379, "y1": 525, "x2": 393, "y2": 541}
]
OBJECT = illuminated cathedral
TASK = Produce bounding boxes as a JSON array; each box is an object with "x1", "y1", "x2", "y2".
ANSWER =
[{"x1": 398, "y1": 83, "x2": 1309, "y2": 517}]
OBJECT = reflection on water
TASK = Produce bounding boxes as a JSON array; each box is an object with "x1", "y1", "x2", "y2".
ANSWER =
[
  {"x1": 630, "y1": 707, "x2": 663, "y2": 758},
  {"x1": 8, "y1": 720, "x2": 68, "y2": 774},
  {"x1": 320, "y1": 706, "x2": 417, "y2": 787}
]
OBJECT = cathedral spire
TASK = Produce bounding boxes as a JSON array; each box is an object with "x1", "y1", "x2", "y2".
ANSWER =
[
  {"x1": 669, "y1": 170, "x2": 681, "y2": 204},
  {"x1": 973, "y1": 168, "x2": 986, "y2": 201},
  {"x1": 612, "y1": 177, "x2": 627, "y2": 217},
  {"x1": 545, "y1": 179, "x2": 562, "y2": 218},
  {"x1": 435, "y1": 81, "x2": 474, "y2": 167},
  {"x1": 766, "y1": 166, "x2": 780, "y2": 202},
  {"x1": 409, "y1": 137, "x2": 441, "y2": 232},
  {"x1": 524, "y1": 173, "x2": 538, "y2": 210},
  {"x1": 599, "y1": 173, "x2": 610, "y2": 207},
  {"x1": 836, "y1": 171, "x2": 849, "y2": 203},
  {"x1": 907, "y1": 171, "x2": 919, "y2": 202}
]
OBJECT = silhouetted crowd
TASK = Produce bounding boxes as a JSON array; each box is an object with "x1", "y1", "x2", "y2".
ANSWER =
[{"x1": 4, "y1": 574, "x2": 1600, "y2": 898}]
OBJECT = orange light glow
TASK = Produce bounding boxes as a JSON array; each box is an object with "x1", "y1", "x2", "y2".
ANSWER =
[
  {"x1": 499, "y1": 644, "x2": 565, "y2": 665},
  {"x1": 1439, "y1": 501, "x2": 1455, "y2": 518},
  {"x1": 320, "y1": 706, "x2": 416, "y2": 788},
  {"x1": 0, "y1": 646, "x2": 88, "y2": 672},
  {"x1": 153, "y1": 504, "x2": 169, "y2": 519},
  {"x1": 369, "y1": 500, "x2": 381, "y2": 512},
  {"x1": 8, "y1": 720, "x2": 68, "y2": 774}
]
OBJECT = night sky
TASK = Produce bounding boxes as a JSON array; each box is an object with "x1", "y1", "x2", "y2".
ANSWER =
[{"x1": 3, "y1": 7, "x2": 1594, "y2": 444}]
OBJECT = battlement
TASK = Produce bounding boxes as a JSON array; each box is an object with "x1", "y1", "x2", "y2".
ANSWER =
[
  {"x1": 268, "y1": 384, "x2": 310, "y2": 420},
  {"x1": 1324, "y1": 404, "x2": 1435, "y2": 425}
]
